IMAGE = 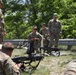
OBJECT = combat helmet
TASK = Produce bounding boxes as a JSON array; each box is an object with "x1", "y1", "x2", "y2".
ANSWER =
[
  {"x1": 53, "y1": 13, "x2": 58, "y2": 17},
  {"x1": 2, "y1": 42, "x2": 14, "y2": 51},
  {"x1": 33, "y1": 26, "x2": 37, "y2": 30}
]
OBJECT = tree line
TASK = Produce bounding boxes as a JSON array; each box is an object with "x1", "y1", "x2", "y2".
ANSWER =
[{"x1": 2, "y1": 0, "x2": 76, "y2": 39}]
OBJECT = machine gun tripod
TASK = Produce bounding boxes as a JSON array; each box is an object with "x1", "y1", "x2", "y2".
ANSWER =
[
  {"x1": 40, "y1": 34, "x2": 60, "y2": 56},
  {"x1": 12, "y1": 52, "x2": 44, "y2": 75}
]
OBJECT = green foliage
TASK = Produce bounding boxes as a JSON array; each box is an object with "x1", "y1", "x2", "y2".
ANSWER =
[{"x1": 2, "y1": 0, "x2": 76, "y2": 39}]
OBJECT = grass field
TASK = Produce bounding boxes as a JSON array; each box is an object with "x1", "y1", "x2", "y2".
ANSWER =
[{"x1": 12, "y1": 47, "x2": 76, "y2": 75}]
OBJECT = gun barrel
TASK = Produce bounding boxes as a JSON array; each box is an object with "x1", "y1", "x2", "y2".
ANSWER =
[
  {"x1": 31, "y1": 54, "x2": 44, "y2": 61},
  {"x1": 12, "y1": 54, "x2": 44, "y2": 64}
]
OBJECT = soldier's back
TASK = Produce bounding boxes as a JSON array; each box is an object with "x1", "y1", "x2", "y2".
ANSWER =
[
  {"x1": 0, "y1": 51, "x2": 21, "y2": 75},
  {"x1": 0, "y1": 51, "x2": 9, "y2": 75}
]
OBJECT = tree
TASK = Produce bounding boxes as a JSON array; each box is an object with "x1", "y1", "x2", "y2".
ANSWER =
[
  {"x1": 2, "y1": 0, "x2": 76, "y2": 39},
  {"x1": 3, "y1": 0, "x2": 27, "y2": 39}
]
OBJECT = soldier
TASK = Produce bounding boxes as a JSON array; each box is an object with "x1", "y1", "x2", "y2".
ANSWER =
[
  {"x1": 39, "y1": 23, "x2": 49, "y2": 48},
  {"x1": 48, "y1": 13, "x2": 62, "y2": 48},
  {"x1": 0, "y1": 0, "x2": 6, "y2": 44},
  {"x1": 0, "y1": 42, "x2": 22, "y2": 75},
  {"x1": 27, "y1": 26, "x2": 42, "y2": 54},
  {"x1": 64, "y1": 60, "x2": 76, "y2": 75}
]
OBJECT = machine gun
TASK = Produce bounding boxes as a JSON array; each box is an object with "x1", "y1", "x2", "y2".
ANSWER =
[
  {"x1": 40, "y1": 34, "x2": 60, "y2": 56},
  {"x1": 12, "y1": 53, "x2": 44, "y2": 73},
  {"x1": 26, "y1": 38, "x2": 40, "y2": 54}
]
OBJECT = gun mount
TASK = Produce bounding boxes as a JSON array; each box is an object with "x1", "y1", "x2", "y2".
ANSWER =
[{"x1": 12, "y1": 53, "x2": 44, "y2": 74}]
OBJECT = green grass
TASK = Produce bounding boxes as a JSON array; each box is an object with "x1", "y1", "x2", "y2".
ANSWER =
[
  {"x1": 12, "y1": 49, "x2": 26, "y2": 57},
  {"x1": 12, "y1": 47, "x2": 76, "y2": 75}
]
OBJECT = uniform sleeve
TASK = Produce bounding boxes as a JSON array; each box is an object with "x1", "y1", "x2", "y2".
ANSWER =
[
  {"x1": 48, "y1": 20, "x2": 52, "y2": 33},
  {"x1": 60, "y1": 23, "x2": 62, "y2": 34},
  {"x1": 38, "y1": 32, "x2": 42, "y2": 42},
  {"x1": 0, "y1": 9, "x2": 5, "y2": 32},
  {"x1": 27, "y1": 33, "x2": 32, "y2": 41},
  {"x1": 4, "y1": 58, "x2": 22, "y2": 75},
  {"x1": 46, "y1": 28, "x2": 49, "y2": 34},
  {"x1": 59, "y1": 22, "x2": 62, "y2": 34},
  {"x1": 39, "y1": 29, "x2": 42, "y2": 34}
]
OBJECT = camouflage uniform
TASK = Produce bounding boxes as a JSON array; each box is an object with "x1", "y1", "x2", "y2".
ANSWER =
[
  {"x1": 0, "y1": 51, "x2": 22, "y2": 75},
  {"x1": 0, "y1": 1, "x2": 6, "y2": 44},
  {"x1": 39, "y1": 27, "x2": 49, "y2": 46},
  {"x1": 48, "y1": 14, "x2": 62, "y2": 48},
  {"x1": 64, "y1": 60, "x2": 76, "y2": 75},
  {"x1": 28, "y1": 31, "x2": 42, "y2": 53}
]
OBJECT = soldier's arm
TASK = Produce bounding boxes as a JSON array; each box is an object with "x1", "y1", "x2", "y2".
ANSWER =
[
  {"x1": 0, "y1": 9, "x2": 5, "y2": 32},
  {"x1": 4, "y1": 58, "x2": 22, "y2": 75},
  {"x1": 48, "y1": 20, "x2": 52, "y2": 35},
  {"x1": 27, "y1": 33, "x2": 32, "y2": 41},
  {"x1": 39, "y1": 29, "x2": 42, "y2": 35},
  {"x1": 37, "y1": 32, "x2": 42, "y2": 42},
  {"x1": 46, "y1": 28, "x2": 50, "y2": 35},
  {"x1": 59, "y1": 21, "x2": 62, "y2": 35},
  {"x1": 28, "y1": 33, "x2": 35, "y2": 41}
]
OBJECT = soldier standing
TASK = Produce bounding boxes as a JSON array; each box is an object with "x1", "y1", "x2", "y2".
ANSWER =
[
  {"x1": 27, "y1": 26, "x2": 42, "y2": 54},
  {"x1": 39, "y1": 23, "x2": 49, "y2": 48},
  {"x1": 0, "y1": 42, "x2": 22, "y2": 75},
  {"x1": 48, "y1": 13, "x2": 62, "y2": 48},
  {"x1": 0, "y1": 0, "x2": 6, "y2": 44}
]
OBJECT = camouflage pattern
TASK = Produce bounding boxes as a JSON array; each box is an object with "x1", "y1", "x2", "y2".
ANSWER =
[
  {"x1": 0, "y1": 9, "x2": 5, "y2": 44},
  {"x1": 28, "y1": 31, "x2": 42, "y2": 52},
  {"x1": 0, "y1": 51, "x2": 22, "y2": 75},
  {"x1": 39, "y1": 27, "x2": 49, "y2": 37},
  {"x1": 39, "y1": 27, "x2": 49, "y2": 46},
  {"x1": 48, "y1": 19, "x2": 62, "y2": 47},
  {"x1": 64, "y1": 60, "x2": 76, "y2": 75}
]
